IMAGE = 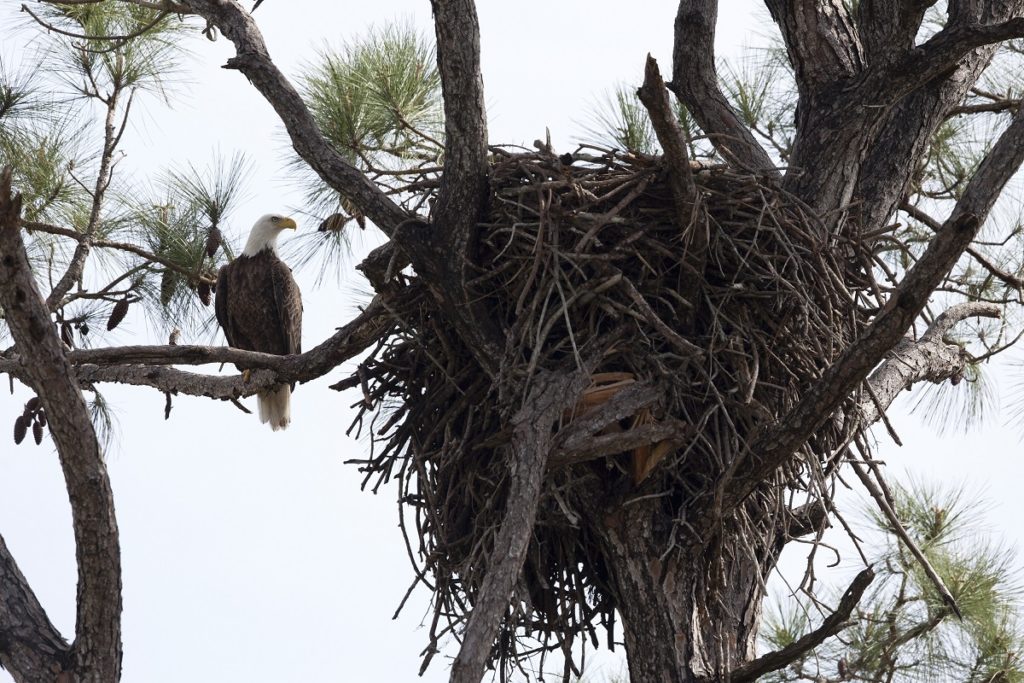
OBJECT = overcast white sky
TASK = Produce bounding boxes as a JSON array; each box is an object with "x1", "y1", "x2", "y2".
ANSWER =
[{"x1": 1, "y1": 2, "x2": 1022, "y2": 682}]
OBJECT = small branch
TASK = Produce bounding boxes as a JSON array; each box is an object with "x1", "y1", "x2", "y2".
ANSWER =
[
  {"x1": 725, "y1": 567, "x2": 875, "y2": 683},
  {"x1": 25, "y1": 221, "x2": 217, "y2": 286},
  {"x1": 0, "y1": 533, "x2": 72, "y2": 682},
  {"x1": 899, "y1": 202, "x2": 1024, "y2": 290},
  {"x1": 670, "y1": 0, "x2": 778, "y2": 173},
  {"x1": 849, "y1": 461, "x2": 961, "y2": 618}
]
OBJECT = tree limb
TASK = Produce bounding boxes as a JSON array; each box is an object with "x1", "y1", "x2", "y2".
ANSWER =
[
  {"x1": 390, "y1": 0, "x2": 505, "y2": 378},
  {"x1": 720, "y1": 103, "x2": 1024, "y2": 521},
  {"x1": 725, "y1": 567, "x2": 875, "y2": 683},
  {"x1": 449, "y1": 370, "x2": 589, "y2": 683},
  {"x1": 0, "y1": 534, "x2": 72, "y2": 683},
  {"x1": 670, "y1": 0, "x2": 778, "y2": 173},
  {"x1": 1, "y1": 295, "x2": 395, "y2": 401},
  {"x1": 0, "y1": 167, "x2": 122, "y2": 682},
  {"x1": 180, "y1": 0, "x2": 410, "y2": 235}
]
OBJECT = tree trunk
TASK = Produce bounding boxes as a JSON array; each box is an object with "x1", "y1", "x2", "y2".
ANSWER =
[{"x1": 596, "y1": 495, "x2": 766, "y2": 682}]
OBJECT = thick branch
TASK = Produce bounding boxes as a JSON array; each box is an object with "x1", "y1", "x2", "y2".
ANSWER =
[
  {"x1": 449, "y1": 370, "x2": 589, "y2": 683},
  {"x1": 670, "y1": 0, "x2": 777, "y2": 173},
  {"x1": 856, "y1": 0, "x2": 933, "y2": 67},
  {"x1": 390, "y1": 0, "x2": 505, "y2": 378},
  {"x1": 180, "y1": 0, "x2": 409, "y2": 235},
  {"x1": 875, "y1": 17, "x2": 1024, "y2": 99},
  {"x1": 721, "y1": 104, "x2": 1024, "y2": 519},
  {"x1": 0, "y1": 168, "x2": 121, "y2": 682},
  {"x1": 763, "y1": 0, "x2": 864, "y2": 91},
  {"x1": 726, "y1": 567, "x2": 875, "y2": 683},
  {"x1": 1, "y1": 295, "x2": 395, "y2": 401},
  {"x1": 0, "y1": 534, "x2": 72, "y2": 683}
]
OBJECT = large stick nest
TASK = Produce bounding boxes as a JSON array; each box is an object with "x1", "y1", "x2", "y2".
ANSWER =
[{"x1": 346, "y1": 146, "x2": 877, "y2": 674}]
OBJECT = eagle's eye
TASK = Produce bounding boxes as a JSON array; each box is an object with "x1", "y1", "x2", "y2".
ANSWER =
[{"x1": 271, "y1": 216, "x2": 280, "y2": 223}]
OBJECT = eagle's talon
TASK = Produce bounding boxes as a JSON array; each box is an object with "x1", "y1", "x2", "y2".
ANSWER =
[{"x1": 242, "y1": 368, "x2": 252, "y2": 383}]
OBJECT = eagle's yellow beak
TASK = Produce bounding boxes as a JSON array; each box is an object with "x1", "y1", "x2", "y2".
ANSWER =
[{"x1": 280, "y1": 217, "x2": 297, "y2": 230}]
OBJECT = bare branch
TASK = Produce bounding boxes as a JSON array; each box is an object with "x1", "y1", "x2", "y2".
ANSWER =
[
  {"x1": 670, "y1": 0, "x2": 777, "y2": 173},
  {"x1": 0, "y1": 534, "x2": 72, "y2": 682},
  {"x1": 899, "y1": 202, "x2": 1024, "y2": 290},
  {"x1": 725, "y1": 567, "x2": 875, "y2": 683},
  {"x1": 637, "y1": 54, "x2": 696, "y2": 212},
  {"x1": 0, "y1": 167, "x2": 121, "y2": 682},
  {"x1": 389, "y1": 0, "x2": 506, "y2": 378},
  {"x1": 179, "y1": 0, "x2": 410, "y2": 235}
]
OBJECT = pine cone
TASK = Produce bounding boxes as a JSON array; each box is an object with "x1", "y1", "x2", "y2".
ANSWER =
[
  {"x1": 25, "y1": 396, "x2": 40, "y2": 414},
  {"x1": 32, "y1": 420, "x2": 43, "y2": 445},
  {"x1": 197, "y1": 282, "x2": 212, "y2": 306},
  {"x1": 14, "y1": 415, "x2": 27, "y2": 445},
  {"x1": 107, "y1": 298, "x2": 130, "y2": 331},
  {"x1": 205, "y1": 226, "x2": 223, "y2": 258},
  {"x1": 160, "y1": 270, "x2": 177, "y2": 307},
  {"x1": 36, "y1": 410, "x2": 47, "y2": 428}
]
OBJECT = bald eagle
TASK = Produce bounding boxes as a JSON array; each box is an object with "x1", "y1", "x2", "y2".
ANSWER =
[{"x1": 215, "y1": 214, "x2": 303, "y2": 431}]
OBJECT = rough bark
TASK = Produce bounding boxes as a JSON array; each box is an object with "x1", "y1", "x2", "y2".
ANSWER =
[
  {"x1": 0, "y1": 168, "x2": 122, "y2": 682},
  {"x1": 0, "y1": 534, "x2": 71, "y2": 682},
  {"x1": 671, "y1": 0, "x2": 778, "y2": 173}
]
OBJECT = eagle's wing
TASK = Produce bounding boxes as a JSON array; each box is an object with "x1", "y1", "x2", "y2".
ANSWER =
[
  {"x1": 214, "y1": 264, "x2": 234, "y2": 346},
  {"x1": 271, "y1": 261, "x2": 302, "y2": 356}
]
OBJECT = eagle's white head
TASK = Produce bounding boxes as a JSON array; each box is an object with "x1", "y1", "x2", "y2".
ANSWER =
[{"x1": 241, "y1": 213, "x2": 297, "y2": 257}]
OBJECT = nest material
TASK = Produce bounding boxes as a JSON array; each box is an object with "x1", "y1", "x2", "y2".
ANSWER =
[{"x1": 346, "y1": 146, "x2": 877, "y2": 673}]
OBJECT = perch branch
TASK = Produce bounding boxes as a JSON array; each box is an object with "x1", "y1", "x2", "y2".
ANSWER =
[
  {"x1": 0, "y1": 167, "x2": 122, "y2": 682},
  {"x1": 671, "y1": 0, "x2": 778, "y2": 173},
  {"x1": 725, "y1": 567, "x2": 875, "y2": 683},
  {"x1": 0, "y1": 296, "x2": 395, "y2": 401}
]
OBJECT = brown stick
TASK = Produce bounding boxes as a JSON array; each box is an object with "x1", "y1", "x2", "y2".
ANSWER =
[{"x1": 726, "y1": 567, "x2": 875, "y2": 683}]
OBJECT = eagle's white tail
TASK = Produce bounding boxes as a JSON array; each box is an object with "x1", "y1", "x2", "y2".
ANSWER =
[{"x1": 258, "y1": 385, "x2": 291, "y2": 431}]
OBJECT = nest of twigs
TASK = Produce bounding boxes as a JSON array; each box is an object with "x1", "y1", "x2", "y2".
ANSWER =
[{"x1": 346, "y1": 146, "x2": 877, "y2": 674}]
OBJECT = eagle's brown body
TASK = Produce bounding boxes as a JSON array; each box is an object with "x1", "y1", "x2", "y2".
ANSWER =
[{"x1": 215, "y1": 247, "x2": 302, "y2": 430}]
